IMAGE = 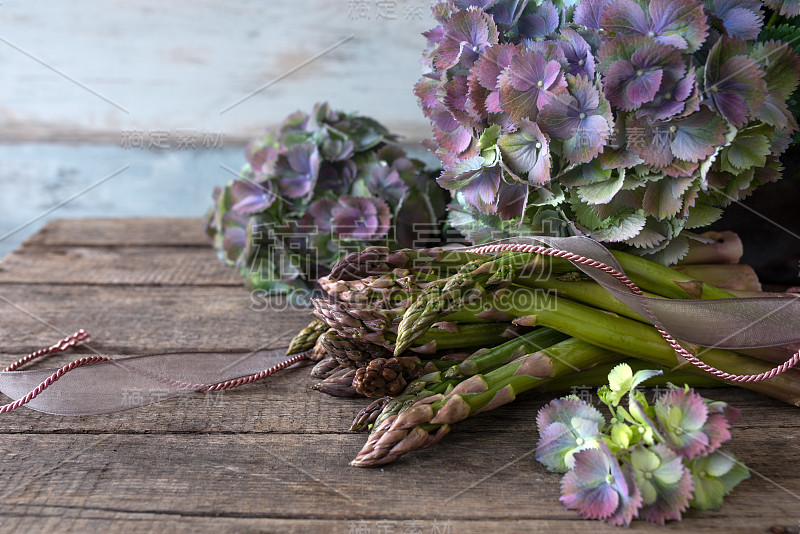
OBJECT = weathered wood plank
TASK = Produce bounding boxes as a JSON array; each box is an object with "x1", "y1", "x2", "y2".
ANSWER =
[
  {"x1": 0, "y1": 284, "x2": 311, "y2": 353},
  {"x1": 2, "y1": 512, "x2": 791, "y2": 534},
  {"x1": 0, "y1": 246, "x2": 241, "y2": 286},
  {"x1": 23, "y1": 218, "x2": 211, "y2": 248},
  {"x1": 0, "y1": 427, "x2": 796, "y2": 529},
  {"x1": 0, "y1": 512, "x2": 794, "y2": 534}
]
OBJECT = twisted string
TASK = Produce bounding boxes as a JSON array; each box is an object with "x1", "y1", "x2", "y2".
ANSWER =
[
  {"x1": 0, "y1": 329, "x2": 309, "y2": 413},
  {"x1": 467, "y1": 242, "x2": 800, "y2": 383},
  {"x1": 3, "y1": 329, "x2": 91, "y2": 372}
]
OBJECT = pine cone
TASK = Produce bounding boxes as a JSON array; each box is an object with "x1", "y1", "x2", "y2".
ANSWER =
[
  {"x1": 321, "y1": 330, "x2": 391, "y2": 368},
  {"x1": 352, "y1": 356, "x2": 422, "y2": 398}
]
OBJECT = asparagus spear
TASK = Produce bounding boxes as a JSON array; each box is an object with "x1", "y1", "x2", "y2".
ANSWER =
[
  {"x1": 496, "y1": 287, "x2": 800, "y2": 405},
  {"x1": 312, "y1": 367, "x2": 359, "y2": 397},
  {"x1": 320, "y1": 330, "x2": 392, "y2": 368},
  {"x1": 310, "y1": 357, "x2": 341, "y2": 379},
  {"x1": 351, "y1": 339, "x2": 623, "y2": 466},
  {"x1": 393, "y1": 252, "x2": 544, "y2": 354},
  {"x1": 312, "y1": 298, "x2": 516, "y2": 352},
  {"x1": 328, "y1": 247, "x2": 491, "y2": 281},
  {"x1": 355, "y1": 330, "x2": 573, "y2": 432},
  {"x1": 286, "y1": 319, "x2": 329, "y2": 355}
]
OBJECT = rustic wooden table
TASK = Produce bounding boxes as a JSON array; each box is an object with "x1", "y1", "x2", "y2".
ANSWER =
[{"x1": 0, "y1": 218, "x2": 797, "y2": 533}]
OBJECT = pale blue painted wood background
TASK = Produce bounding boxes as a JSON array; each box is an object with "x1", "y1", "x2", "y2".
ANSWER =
[{"x1": 0, "y1": 1, "x2": 438, "y2": 257}]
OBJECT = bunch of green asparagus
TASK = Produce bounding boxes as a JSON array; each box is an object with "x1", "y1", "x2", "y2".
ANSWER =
[{"x1": 286, "y1": 245, "x2": 800, "y2": 467}]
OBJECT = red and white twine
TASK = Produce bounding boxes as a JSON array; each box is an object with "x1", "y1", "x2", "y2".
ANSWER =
[{"x1": 467, "y1": 242, "x2": 800, "y2": 383}]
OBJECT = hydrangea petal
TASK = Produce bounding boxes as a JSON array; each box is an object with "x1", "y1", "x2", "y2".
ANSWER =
[
  {"x1": 536, "y1": 395, "x2": 606, "y2": 430},
  {"x1": 231, "y1": 180, "x2": 275, "y2": 214},
  {"x1": 705, "y1": 37, "x2": 768, "y2": 126},
  {"x1": 498, "y1": 50, "x2": 567, "y2": 121},
  {"x1": 496, "y1": 181, "x2": 529, "y2": 220},
  {"x1": 655, "y1": 387, "x2": 711, "y2": 458},
  {"x1": 497, "y1": 119, "x2": 551, "y2": 183},
  {"x1": 558, "y1": 28, "x2": 596, "y2": 79},
  {"x1": 574, "y1": 0, "x2": 613, "y2": 29},
  {"x1": 435, "y1": 7, "x2": 499, "y2": 70}
]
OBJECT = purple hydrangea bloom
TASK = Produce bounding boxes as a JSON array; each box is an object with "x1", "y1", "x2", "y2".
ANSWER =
[
  {"x1": 536, "y1": 396, "x2": 606, "y2": 472},
  {"x1": 600, "y1": 37, "x2": 687, "y2": 111},
  {"x1": 560, "y1": 446, "x2": 643, "y2": 527},
  {"x1": 443, "y1": 75, "x2": 479, "y2": 129},
  {"x1": 538, "y1": 74, "x2": 614, "y2": 164},
  {"x1": 469, "y1": 43, "x2": 521, "y2": 118},
  {"x1": 245, "y1": 139, "x2": 281, "y2": 177},
  {"x1": 429, "y1": 103, "x2": 476, "y2": 167},
  {"x1": 704, "y1": 36, "x2": 768, "y2": 127},
  {"x1": 655, "y1": 387, "x2": 717, "y2": 459},
  {"x1": 495, "y1": 181, "x2": 529, "y2": 220},
  {"x1": 498, "y1": 119, "x2": 551, "y2": 184},
  {"x1": 317, "y1": 160, "x2": 357, "y2": 196},
  {"x1": 600, "y1": 0, "x2": 709, "y2": 52},
  {"x1": 574, "y1": 0, "x2": 613, "y2": 29},
  {"x1": 220, "y1": 211, "x2": 249, "y2": 265},
  {"x1": 635, "y1": 66, "x2": 700, "y2": 121},
  {"x1": 331, "y1": 197, "x2": 391, "y2": 240},
  {"x1": 277, "y1": 144, "x2": 320, "y2": 199},
  {"x1": 434, "y1": 7, "x2": 499, "y2": 70},
  {"x1": 302, "y1": 198, "x2": 336, "y2": 233},
  {"x1": 630, "y1": 444, "x2": 694, "y2": 524},
  {"x1": 230, "y1": 179, "x2": 275, "y2": 214},
  {"x1": 438, "y1": 157, "x2": 502, "y2": 214},
  {"x1": 518, "y1": 1, "x2": 559, "y2": 40},
  {"x1": 558, "y1": 28, "x2": 596, "y2": 79},
  {"x1": 706, "y1": 0, "x2": 764, "y2": 40},
  {"x1": 626, "y1": 109, "x2": 728, "y2": 169},
  {"x1": 702, "y1": 400, "x2": 739, "y2": 453},
  {"x1": 366, "y1": 164, "x2": 409, "y2": 204},
  {"x1": 498, "y1": 47, "x2": 568, "y2": 121},
  {"x1": 764, "y1": 0, "x2": 800, "y2": 16}
]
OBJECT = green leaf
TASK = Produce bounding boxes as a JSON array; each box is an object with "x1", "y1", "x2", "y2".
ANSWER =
[
  {"x1": 642, "y1": 234, "x2": 690, "y2": 265},
  {"x1": 643, "y1": 177, "x2": 694, "y2": 220},
  {"x1": 576, "y1": 169, "x2": 626, "y2": 205},
  {"x1": 723, "y1": 132, "x2": 771, "y2": 170},
  {"x1": 685, "y1": 204, "x2": 723, "y2": 229},
  {"x1": 478, "y1": 124, "x2": 502, "y2": 153},
  {"x1": 630, "y1": 369, "x2": 663, "y2": 390},
  {"x1": 624, "y1": 218, "x2": 668, "y2": 249},
  {"x1": 528, "y1": 184, "x2": 565, "y2": 207},
  {"x1": 570, "y1": 195, "x2": 609, "y2": 230},
  {"x1": 558, "y1": 160, "x2": 612, "y2": 187},
  {"x1": 590, "y1": 212, "x2": 647, "y2": 242}
]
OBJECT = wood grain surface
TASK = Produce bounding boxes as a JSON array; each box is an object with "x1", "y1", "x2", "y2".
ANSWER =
[{"x1": 0, "y1": 218, "x2": 798, "y2": 534}]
